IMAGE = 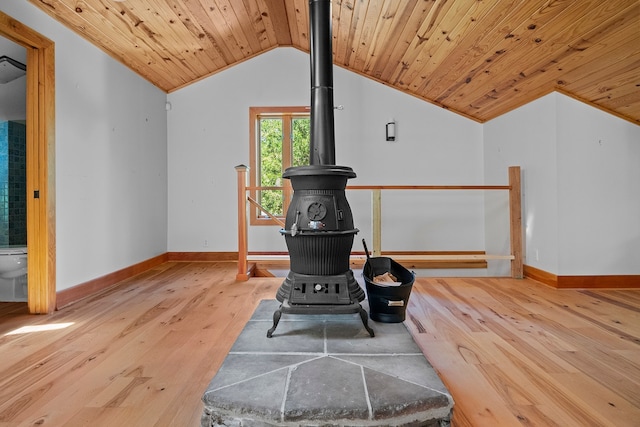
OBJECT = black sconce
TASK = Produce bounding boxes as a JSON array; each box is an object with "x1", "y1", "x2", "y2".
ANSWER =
[{"x1": 385, "y1": 120, "x2": 396, "y2": 141}]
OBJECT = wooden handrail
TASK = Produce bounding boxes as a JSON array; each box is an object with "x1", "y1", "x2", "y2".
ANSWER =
[
  {"x1": 247, "y1": 184, "x2": 511, "y2": 191},
  {"x1": 245, "y1": 186, "x2": 284, "y2": 191},
  {"x1": 236, "y1": 166, "x2": 523, "y2": 280},
  {"x1": 347, "y1": 185, "x2": 511, "y2": 190}
]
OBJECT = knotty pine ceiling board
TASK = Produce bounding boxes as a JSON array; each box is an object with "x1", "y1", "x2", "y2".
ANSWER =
[{"x1": 26, "y1": 0, "x2": 640, "y2": 124}]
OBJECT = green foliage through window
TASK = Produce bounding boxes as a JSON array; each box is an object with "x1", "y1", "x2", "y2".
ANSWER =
[
  {"x1": 292, "y1": 118, "x2": 310, "y2": 167},
  {"x1": 256, "y1": 111, "x2": 310, "y2": 218},
  {"x1": 259, "y1": 118, "x2": 284, "y2": 216}
]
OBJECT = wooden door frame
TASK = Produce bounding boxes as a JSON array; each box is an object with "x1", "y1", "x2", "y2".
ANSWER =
[{"x1": 1, "y1": 11, "x2": 56, "y2": 313}]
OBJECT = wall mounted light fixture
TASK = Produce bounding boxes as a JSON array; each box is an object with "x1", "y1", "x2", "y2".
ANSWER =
[{"x1": 385, "y1": 120, "x2": 396, "y2": 142}]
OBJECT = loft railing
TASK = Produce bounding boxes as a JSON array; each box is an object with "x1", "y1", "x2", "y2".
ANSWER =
[{"x1": 235, "y1": 165, "x2": 523, "y2": 281}]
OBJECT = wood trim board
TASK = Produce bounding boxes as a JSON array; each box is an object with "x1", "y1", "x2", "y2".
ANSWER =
[
  {"x1": 55, "y1": 254, "x2": 168, "y2": 309},
  {"x1": 524, "y1": 265, "x2": 640, "y2": 289}
]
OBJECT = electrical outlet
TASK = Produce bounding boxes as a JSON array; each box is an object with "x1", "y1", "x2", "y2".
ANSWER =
[
  {"x1": 535, "y1": 249, "x2": 539, "y2": 262},
  {"x1": 203, "y1": 239, "x2": 209, "y2": 247}
]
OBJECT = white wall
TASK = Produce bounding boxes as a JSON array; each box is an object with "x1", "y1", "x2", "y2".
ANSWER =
[
  {"x1": 333, "y1": 65, "x2": 485, "y2": 255},
  {"x1": 168, "y1": 48, "x2": 485, "y2": 261},
  {"x1": 484, "y1": 93, "x2": 559, "y2": 275},
  {"x1": 167, "y1": 48, "x2": 310, "y2": 254},
  {"x1": 1, "y1": 3, "x2": 168, "y2": 291},
  {"x1": 0, "y1": 77, "x2": 25, "y2": 121},
  {"x1": 556, "y1": 95, "x2": 640, "y2": 275},
  {"x1": 484, "y1": 92, "x2": 640, "y2": 276}
]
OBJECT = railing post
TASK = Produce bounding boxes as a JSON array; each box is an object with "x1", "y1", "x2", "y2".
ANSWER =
[
  {"x1": 372, "y1": 189, "x2": 382, "y2": 257},
  {"x1": 235, "y1": 165, "x2": 249, "y2": 281},
  {"x1": 509, "y1": 166, "x2": 523, "y2": 278}
]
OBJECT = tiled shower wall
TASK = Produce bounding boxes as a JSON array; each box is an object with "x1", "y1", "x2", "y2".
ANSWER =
[
  {"x1": 0, "y1": 121, "x2": 7, "y2": 245},
  {"x1": 0, "y1": 121, "x2": 27, "y2": 247}
]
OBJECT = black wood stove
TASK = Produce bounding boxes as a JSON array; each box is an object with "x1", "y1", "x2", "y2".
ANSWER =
[{"x1": 267, "y1": 0, "x2": 374, "y2": 338}]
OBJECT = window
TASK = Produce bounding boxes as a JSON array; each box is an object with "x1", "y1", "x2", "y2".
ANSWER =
[{"x1": 249, "y1": 107, "x2": 310, "y2": 224}]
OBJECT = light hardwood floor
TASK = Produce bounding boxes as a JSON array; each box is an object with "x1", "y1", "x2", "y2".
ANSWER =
[{"x1": 0, "y1": 262, "x2": 638, "y2": 426}]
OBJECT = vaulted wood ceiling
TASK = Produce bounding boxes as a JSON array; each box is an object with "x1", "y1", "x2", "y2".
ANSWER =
[{"x1": 28, "y1": 0, "x2": 639, "y2": 124}]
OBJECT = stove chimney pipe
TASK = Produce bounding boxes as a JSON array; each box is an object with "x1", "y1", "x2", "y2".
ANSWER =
[{"x1": 309, "y1": 0, "x2": 335, "y2": 166}]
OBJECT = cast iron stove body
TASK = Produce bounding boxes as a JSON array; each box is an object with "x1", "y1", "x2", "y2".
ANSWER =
[{"x1": 267, "y1": 0, "x2": 373, "y2": 338}]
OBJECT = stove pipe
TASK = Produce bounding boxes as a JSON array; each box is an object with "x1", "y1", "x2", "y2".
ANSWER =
[{"x1": 309, "y1": 0, "x2": 335, "y2": 165}]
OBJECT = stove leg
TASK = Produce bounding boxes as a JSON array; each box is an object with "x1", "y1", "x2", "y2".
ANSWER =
[
  {"x1": 358, "y1": 305, "x2": 375, "y2": 337},
  {"x1": 267, "y1": 307, "x2": 282, "y2": 338}
]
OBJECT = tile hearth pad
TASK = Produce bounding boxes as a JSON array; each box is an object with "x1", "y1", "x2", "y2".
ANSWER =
[{"x1": 201, "y1": 299, "x2": 453, "y2": 426}]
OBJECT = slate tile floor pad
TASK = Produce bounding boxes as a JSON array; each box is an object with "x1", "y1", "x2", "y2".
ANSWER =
[{"x1": 202, "y1": 300, "x2": 453, "y2": 426}]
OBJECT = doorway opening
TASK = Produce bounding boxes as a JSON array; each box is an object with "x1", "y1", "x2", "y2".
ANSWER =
[
  {"x1": 0, "y1": 11, "x2": 56, "y2": 314},
  {"x1": 0, "y1": 38, "x2": 27, "y2": 304}
]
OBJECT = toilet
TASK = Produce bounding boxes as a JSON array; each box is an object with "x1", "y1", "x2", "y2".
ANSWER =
[{"x1": 0, "y1": 247, "x2": 28, "y2": 301}]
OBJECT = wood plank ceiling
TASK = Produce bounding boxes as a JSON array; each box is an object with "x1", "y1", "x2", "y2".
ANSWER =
[{"x1": 27, "y1": 0, "x2": 640, "y2": 124}]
